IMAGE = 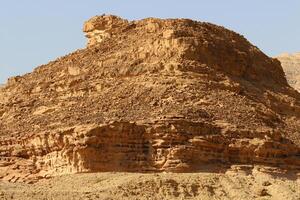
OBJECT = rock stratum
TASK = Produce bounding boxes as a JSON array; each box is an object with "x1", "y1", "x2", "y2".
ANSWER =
[
  {"x1": 276, "y1": 52, "x2": 300, "y2": 92},
  {"x1": 0, "y1": 15, "x2": 300, "y2": 183}
]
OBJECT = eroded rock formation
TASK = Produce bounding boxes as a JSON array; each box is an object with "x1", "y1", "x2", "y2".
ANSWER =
[
  {"x1": 276, "y1": 52, "x2": 300, "y2": 92},
  {"x1": 83, "y1": 15, "x2": 129, "y2": 47},
  {"x1": 0, "y1": 15, "x2": 300, "y2": 183}
]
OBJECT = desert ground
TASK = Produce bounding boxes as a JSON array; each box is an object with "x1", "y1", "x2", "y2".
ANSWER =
[{"x1": 0, "y1": 165, "x2": 299, "y2": 200}]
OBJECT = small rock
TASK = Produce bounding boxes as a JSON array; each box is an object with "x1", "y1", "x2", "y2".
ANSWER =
[
  {"x1": 262, "y1": 181, "x2": 272, "y2": 186},
  {"x1": 257, "y1": 188, "x2": 270, "y2": 197}
]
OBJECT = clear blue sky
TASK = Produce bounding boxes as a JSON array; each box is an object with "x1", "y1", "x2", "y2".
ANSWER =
[{"x1": 0, "y1": 0, "x2": 299, "y2": 83}]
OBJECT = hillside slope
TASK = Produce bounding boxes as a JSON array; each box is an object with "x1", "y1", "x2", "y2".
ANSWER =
[
  {"x1": 276, "y1": 52, "x2": 300, "y2": 92},
  {"x1": 0, "y1": 15, "x2": 299, "y2": 183}
]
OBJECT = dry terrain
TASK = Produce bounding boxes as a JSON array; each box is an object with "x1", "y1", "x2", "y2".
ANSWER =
[
  {"x1": 1, "y1": 165, "x2": 300, "y2": 200},
  {"x1": 276, "y1": 53, "x2": 300, "y2": 92},
  {"x1": 0, "y1": 15, "x2": 299, "y2": 200}
]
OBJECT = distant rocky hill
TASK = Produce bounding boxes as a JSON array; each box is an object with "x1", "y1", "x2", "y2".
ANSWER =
[
  {"x1": 276, "y1": 52, "x2": 300, "y2": 92},
  {"x1": 0, "y1": 15, "x2": 299, "y2": 183}
]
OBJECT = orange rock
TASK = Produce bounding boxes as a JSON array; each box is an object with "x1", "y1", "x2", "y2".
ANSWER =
[{"x1": 0, "y1": 15, "x2": 300, "y2": 182}]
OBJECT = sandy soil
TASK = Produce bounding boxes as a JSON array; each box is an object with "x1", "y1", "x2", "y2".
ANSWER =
[{"x1": 0, "y1": 165, "x2": 299, "y2": 200}]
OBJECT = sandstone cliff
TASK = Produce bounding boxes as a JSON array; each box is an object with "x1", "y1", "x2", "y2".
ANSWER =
[
  {"x1": 276, "y1": 52, "x2": 300, "y2": 92},
  {"x1": 0, "y1": 15, "x2": 300, "y2": 183}
]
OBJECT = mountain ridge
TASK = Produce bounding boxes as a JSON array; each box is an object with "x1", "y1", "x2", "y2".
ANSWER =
[{"x1": 0, "y1": 15, "x2": 299, "y2": 183}]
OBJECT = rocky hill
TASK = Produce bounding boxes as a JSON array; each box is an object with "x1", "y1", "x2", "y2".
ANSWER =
[
  {"x1": 276, "y1": 52, "x2": 300, "y2": 92},
  {"x1": 0, "y1": 15, "x2": 300, "y2": 183}
]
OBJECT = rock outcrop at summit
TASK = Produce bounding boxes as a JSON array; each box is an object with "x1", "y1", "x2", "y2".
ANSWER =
[
  {"x1": 0, "y1": 15, "x2": 300, "y2": 183},
  {"x1": 276, "y1": 52, "x2": 300, "y2": 92},
  {"x1": 83, "y1": 15, "x2": 129, "y2": 47}
]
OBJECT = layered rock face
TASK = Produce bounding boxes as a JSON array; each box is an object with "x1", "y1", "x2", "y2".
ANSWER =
[
  {"x1": 0, "y1": 15, "x2": 300, "y2": 183},
  {"x1": 276, "y1": 52, "x2": 300, "y2": 92},
  {"x1": 83, "y1": 15, "x2": 129, "y2": 47}
]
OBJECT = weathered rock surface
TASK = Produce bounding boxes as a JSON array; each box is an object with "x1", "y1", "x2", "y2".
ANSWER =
[
  {"x1": 1, "y1": 168, "x2": 300, "y2": 200},
  {"x1": 83, "y1": 15, "x2": 129, "y2": 47},
  {"x1": 0, "y1": 15, "x2": 300, "y2": 183},
  {"x1": 276, "y1": 52, "x2": 300, "y2": 92}
]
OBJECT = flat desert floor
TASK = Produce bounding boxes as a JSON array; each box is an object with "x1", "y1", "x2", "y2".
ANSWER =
[{"x1": 0, "y1": 165, "x2": 299, "y2": 200}]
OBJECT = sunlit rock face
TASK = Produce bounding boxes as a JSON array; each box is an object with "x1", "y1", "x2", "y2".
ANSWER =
[
  {"x1": 83, "y1": 15, "x2": 129, "y2": 47},
  {"x1": 0, "y1": 15, "x2": 300, "y2": 183},
  {"x1": 276, "y1": 52, "x2": 300, "y2": 92}
]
